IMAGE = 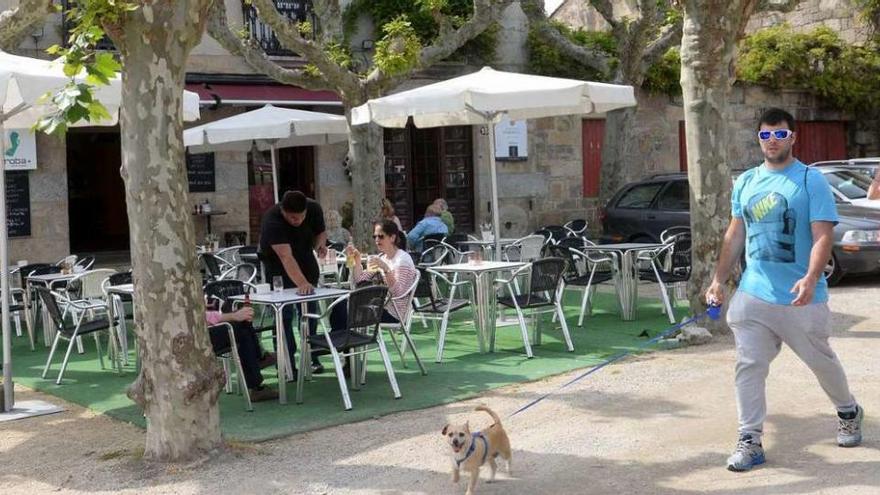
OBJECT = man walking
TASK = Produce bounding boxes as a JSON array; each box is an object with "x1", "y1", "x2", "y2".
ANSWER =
[
  {"x1": 705, "y1": 108, "x2": 863, "y2": 472},
  {"x1": 259, "y1": 190, "x2": 328, "y2": 376}
]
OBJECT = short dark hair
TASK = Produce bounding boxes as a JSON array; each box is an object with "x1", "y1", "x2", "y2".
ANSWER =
[
  {"x1": 375, "y1": 219, "x2": 406, "y2": 249},
  {"x1": 758, "y1": 108, "x2": 796, "y2": 132},
  {"x1": 280, "y1": 190, "x2": 307, "y2": 213}
]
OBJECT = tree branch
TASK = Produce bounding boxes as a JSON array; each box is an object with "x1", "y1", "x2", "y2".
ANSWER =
[
  {"x1": 0, "y1": 0, "x2": 53, "y2": 52},
  {"x1": 205, "y1": 1, "x2": 331, "y2": 92},
  {"x1": 520, "y1": 0, "x2": 612, "y2": 76},
  {"x1": 640, "y1": 19, "x2": 682, "y2": 73},
  {"x1": 364, "y1": 0, "x2": 517, "y2": 95},
  {"x1": 311, "y1": 0, "x2": 344, "y2": 43},
  {"x1": 586, "y1": 0, "x2": 619, "y2": 30},
  {"x1": 251, "y1": 0, "x2": 360, "y2": 95}
]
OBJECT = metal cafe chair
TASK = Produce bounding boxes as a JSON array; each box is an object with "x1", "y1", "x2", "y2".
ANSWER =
[
  {"x1": 302, "y1": 285, "x2": 400, "y2": 411},
  {"x1": 493, "y1": 258, "x2": 573, "y2": 358}
]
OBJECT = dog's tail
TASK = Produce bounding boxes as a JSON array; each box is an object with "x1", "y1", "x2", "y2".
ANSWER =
[{"x1": 475, "y1": 405, "x2": 501, "y2": 426}]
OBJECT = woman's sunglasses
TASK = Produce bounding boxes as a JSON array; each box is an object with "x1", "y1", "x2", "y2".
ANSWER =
[
  {"x1": 372, "y1": 234, "x2": 386, "y2": 240},
  {"x1": 757, "y1": 129, "x2": 793, "y2": 141}
]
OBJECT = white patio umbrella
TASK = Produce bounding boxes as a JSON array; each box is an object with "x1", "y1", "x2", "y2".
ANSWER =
[
  {"x1": 0, "y1": 50, "x2": 200, "y2": 412},
  {"x1": 351, "y1": 66, "x2": 637, "y2": 254},
  {"x1": 183, "y1": 104, "x2": 348, "y2": 202}
]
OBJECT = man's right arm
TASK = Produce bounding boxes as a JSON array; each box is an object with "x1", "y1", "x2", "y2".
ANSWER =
[
  {"x1": 271, "y1": 243, "x2": 311, "y2": 291},
  {"x1": 868, "y1": 174, "x2": 880, "y2": 200},
  {"x1": 705, "y1": 218, "x2": 746, "y2": 305}
]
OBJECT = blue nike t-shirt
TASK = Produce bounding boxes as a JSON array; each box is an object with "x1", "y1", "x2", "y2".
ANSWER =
[{"x1": 732, "y1": 160, "x2": 838, "y2": 305}]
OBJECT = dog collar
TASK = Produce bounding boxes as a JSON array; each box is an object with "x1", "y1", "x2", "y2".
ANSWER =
[{"x1": 455, "y1": 433, "x2": 488, "y2": 467}]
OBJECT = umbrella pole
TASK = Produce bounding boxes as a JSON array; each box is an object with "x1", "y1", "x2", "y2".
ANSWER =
[
  {"x1": 487, "y1": 122, "x2": 502, "y2": 258},
  {"x1": 1, "y1": 122, "x2": 13, "y2": 411},
  {"x1": 271, "y1": 144, "x2": 279, "y2": 204}
]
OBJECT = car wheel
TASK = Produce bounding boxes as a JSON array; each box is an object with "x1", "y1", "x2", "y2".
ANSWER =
[{"x1": 824, "y1": 252, "x2": 844, "y2": 286}]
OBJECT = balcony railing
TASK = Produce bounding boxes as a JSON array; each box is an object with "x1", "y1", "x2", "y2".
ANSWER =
[{"x1": 242, "y1": 0, "x2": 312, "y2": 57}]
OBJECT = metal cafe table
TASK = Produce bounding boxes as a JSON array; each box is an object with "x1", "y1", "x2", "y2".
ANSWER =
[
  {"x1": 577, "y1": 242, "x2": 664, "y2": 321},
  {"x1": 230, "y1": 287, "x2": 349, "y2": 404},
  {"x1": 431, "y1": 261, "x2": 525, "y2": 353}
]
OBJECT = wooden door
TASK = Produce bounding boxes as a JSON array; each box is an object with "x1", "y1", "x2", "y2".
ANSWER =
[
  {"x1": 384, "y1": 128, "x2": 414, "y2": 229},
  {"x1": 384, "y1": 125, "x2": 474, "y2": 232},
  {"x1": 277, "y1": 146, "x2": 315, "y2": 198},
  {"x1": 410, "y1": 126, "x2": 442, "y2": 222},
  {"x1": 793, "y1": 121, "x2": 847, "y2": 165},
  {"x1": 582, "y1": 119, "x2": 605, "y2": 197},
  {"x1": 440, "y1": 126, "x2": 475, "y2": 233},
  {"x1": 678, "y1": 120, "x2": 688, "y2": 172}
]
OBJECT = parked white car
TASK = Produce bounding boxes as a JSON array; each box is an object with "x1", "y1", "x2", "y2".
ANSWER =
[{"x1": 810, "y1": 160, "x2": 879, "y2": 210}]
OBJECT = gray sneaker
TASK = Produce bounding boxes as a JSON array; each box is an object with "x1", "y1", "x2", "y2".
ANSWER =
[
  {"x1": 726, "y1": 434, "x2": 766, "y2": 472},
  {"x1": 838, "y1": 405, "x2": 864, "y2": 448}
]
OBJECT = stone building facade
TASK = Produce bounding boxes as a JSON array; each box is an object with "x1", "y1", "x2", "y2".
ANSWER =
[{"x1": 3, "y1": 0, "x2": 875, "y2": 262}]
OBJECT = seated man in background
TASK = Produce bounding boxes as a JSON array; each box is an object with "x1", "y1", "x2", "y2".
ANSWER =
[
  {"x1": 406, "y1": 204, "x2": 448, "y2": 251},
  {"x1": 206, "y1": 306, "x2": 278, "y2": 402},
  {"x1": 433, "y1": 198, "x2": 455, "y2": 234}
]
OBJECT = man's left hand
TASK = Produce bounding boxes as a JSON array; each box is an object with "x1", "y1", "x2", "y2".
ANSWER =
[
  {"x1": 790, "y1": 275, "x2": 818, "y2": 306},
  {"x1": 316, "y1": 245, "x2": 328, "y2": 259}
]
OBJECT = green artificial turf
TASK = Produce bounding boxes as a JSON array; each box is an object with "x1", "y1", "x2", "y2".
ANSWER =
[{"x1": 7, "y1": 291, "x2": 685, "y2": 441}]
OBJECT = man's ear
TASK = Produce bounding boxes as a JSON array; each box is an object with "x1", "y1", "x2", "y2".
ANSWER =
[{"x1": 442, "y1": 424, "x2": 449, "y2": 435}]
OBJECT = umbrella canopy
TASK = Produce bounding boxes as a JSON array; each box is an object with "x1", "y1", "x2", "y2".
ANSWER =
[
  {"x1": 350, "y1": 66, "x2": 636, "y2": 256},
  {"x1": 0, "y1": 50, "x2": 200, "y2": 126},
  {"x1": 350, "y1": 66, "x2": 636, "y2": 128},
  {"x1": 0, "y1": 51, "x2": 199, "y2": 412},
  {"x1": 183, "y1": 104, "x2": 348, "y2": 153},
  {"x1": 183, "y1": 104, "x2": 349, "y2": 203}
]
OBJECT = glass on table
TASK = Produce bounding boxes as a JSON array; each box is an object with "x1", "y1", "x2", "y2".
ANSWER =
[{"x1": 272, "y1": 275, "x2": 284, "y2": 292}]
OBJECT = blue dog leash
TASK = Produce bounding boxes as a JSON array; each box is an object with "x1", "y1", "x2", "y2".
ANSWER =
[{"x1": 507, "y1": 304, "x2": 722, "y2": 419}]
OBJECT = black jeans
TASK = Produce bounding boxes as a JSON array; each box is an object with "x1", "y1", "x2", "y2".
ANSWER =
[
  {"x1": 209, "y1": 322, "x2": 263, "y2": 389},
  {"x1": 279, "y1": 301, "x2": 321, "y2": 370}
]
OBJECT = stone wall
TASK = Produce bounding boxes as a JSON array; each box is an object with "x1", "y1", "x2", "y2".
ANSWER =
[
  {"x1": 744, "y1": 0, "x2": 871, "y2": 44},
  {"x1": 8, "y1": 133, "x2": 70, "y2": 264}
]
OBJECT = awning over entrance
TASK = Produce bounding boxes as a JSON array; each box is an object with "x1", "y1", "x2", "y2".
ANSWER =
[{"x1": 184, "y1": 83, "x2": 341, "y2": 107}]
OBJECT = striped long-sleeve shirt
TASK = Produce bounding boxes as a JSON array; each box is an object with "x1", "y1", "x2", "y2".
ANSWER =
[{"x1": 356, "y1": 249, "x2": 417, "y2": 323}]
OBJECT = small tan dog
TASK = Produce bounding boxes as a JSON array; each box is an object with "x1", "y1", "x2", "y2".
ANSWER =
[{"x1": 441, "y1": 405, "x2": 512, "y2": 495}]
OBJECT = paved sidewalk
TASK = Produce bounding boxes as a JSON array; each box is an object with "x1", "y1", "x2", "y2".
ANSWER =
[{"x1": 1, "y1": 279, "x2": 878, "y2": 494}]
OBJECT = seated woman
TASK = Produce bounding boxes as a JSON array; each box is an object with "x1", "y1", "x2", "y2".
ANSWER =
[
  {"x1": 325, "y1": 208, "x2": 352, "y2": 246},
  {"x1": 331, "y1": 220, "x2": 417, "y2": 330}
]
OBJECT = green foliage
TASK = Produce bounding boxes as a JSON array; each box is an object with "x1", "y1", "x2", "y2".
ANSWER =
[
  {"x1": 36, "y1": 1, "x2": 135, "y2": 136},
  {"x1": 526, "y1": 22, "x2": 616, "y2": 82},
  {"x1": 303, "y1": 41, "x2": 354, "y2": 78},
  {"x1": 738, "y1": 24, "x2": 880, "y2": 111},
  {"x1": 373, "y1": 16, "x2": 423, "y2": 77},
  {"x1": 343, "y1": 0, "x2": 497, "y2": 65},
  {"x1": 855, "y1": 0, "x2": 879, "y2": 39},
  {"x1": 642, "y1": 48, "x2": 680, "y2": 95}
]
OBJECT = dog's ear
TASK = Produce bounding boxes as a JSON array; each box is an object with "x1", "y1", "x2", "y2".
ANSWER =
[
  {"x1": 441, "y1": 424, "x2": 449, "y2": 435},
  {"x1": 464, "y1": 421, "x2": 470, "y2": 433}
]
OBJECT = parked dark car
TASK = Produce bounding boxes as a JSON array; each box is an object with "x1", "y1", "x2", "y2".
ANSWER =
[
  {"x1": 600, "y1": 173, "x2": 689, "y2": 244},
  {"x1": 601, "y1": 172, "x2": 880, "y2": 284}
]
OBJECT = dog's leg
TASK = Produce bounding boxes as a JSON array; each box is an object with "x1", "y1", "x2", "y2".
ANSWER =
[
  {"x1": 452, "y1": 465, "x2": 460, "y2": 483},
  {"x1": 465, "y1": 469, "x2": 479, "y2": 495},
  {"x1": 488, "y1": 457, "x2": 497, "y2": 482}
]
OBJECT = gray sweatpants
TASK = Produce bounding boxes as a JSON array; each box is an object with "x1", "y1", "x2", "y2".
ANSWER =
[{"x1": 726, "y1": 291, "x2": 857, "y2": 438}]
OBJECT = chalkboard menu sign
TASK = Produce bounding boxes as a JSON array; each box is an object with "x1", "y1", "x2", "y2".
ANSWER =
[
  {"x1": 6, "y1": 171, "x2": 31, "y2": 237},
  {"x1": 186, "y1": 152, "x2": 215, "y2": 192}
]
